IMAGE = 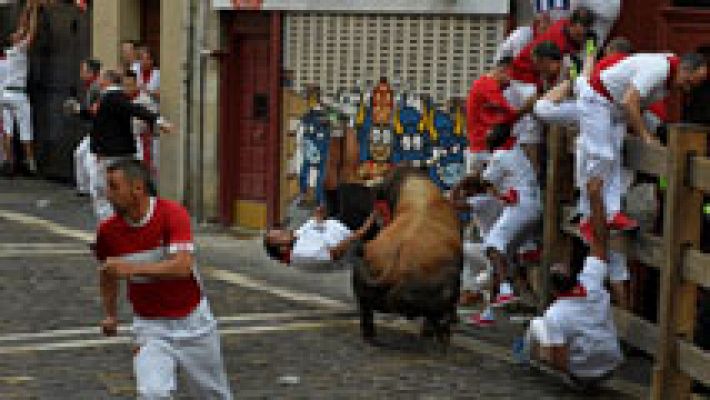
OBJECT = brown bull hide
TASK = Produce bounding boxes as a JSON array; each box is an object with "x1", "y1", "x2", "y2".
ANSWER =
[{"x1": 364, "y1": 173, "x2": 462, "y2": 286}]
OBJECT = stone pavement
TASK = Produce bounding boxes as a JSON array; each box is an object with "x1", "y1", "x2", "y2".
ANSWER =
[{"x1": 0, "y1": 178, "x2": 649, "y2": 399}]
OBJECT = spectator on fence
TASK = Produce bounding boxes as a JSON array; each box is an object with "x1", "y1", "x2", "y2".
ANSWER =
[
  {"x1": 465, "y1": 56, "x2": 533, "y2": 174},
  {"x1": 576, "y1": 52, "x2": 708, "y2": 246},
  {"x1": 525, "y1": 177, "x2": 623, "y2": 389},
  {"x1": 507, "y1": 8, "x2": 593, "y2": 173},
  {"x1": 494, "y1": 13, "x2": 552, "y2": 65}
]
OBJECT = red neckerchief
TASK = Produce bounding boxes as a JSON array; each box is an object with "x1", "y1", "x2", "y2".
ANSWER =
[
  {"x1": 556, "y1": 284, "x2": 588, "y2": 299},
  {"x1": 82, "y1": 75, "x2": 98, "y2": 90},
  {"x1": 128, "y1": 91, "x2": 140, "y2": 101},
  {"x1": 667, "y1": 55, "x2": 680, "y2": 89},
  {"x1": 141, "y1": 68, "x2": 153, "y2": 86},
  {"x1": 281, "y1": 248, "x2": 292, "y2": 264}
]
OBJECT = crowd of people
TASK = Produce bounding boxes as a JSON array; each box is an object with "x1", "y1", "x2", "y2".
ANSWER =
[{"x1": 459, "y1": 0, "x2": 707, "y2": 387}]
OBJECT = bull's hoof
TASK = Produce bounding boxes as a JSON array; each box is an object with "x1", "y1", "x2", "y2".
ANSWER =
[
  {"x1": 421, "y1": 321, "x2": 435, "y2": 339},
  {"x1": 363, "y1": 335, "x2": 383, "y2": 347}
]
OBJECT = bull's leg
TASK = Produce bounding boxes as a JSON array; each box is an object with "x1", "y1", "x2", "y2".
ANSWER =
[
  {"x1": 421, "y1": 317, "x2": 436, "y2": 339},
  {"x1": 434, "y1": 310, "x2": 455, "y2": 349},
  {"x1": 359, "y1": 306, "x2": 376, "y2": 342}
]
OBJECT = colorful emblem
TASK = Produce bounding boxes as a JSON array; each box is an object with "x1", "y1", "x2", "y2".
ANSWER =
[
  {"x1": 429, "y1": 100, "x2": 468, "y2": 191},
  {"x1": 299, "y1": 108, "x2": 331, "y2": 205}
]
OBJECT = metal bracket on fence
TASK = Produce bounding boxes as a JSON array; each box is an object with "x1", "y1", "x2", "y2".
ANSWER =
[{"x1": 684, "y1": 150, "x2": 697, "y2": 188}]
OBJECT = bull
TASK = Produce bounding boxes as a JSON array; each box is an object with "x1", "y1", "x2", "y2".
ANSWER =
[{"x1": 352, "y1": 167, "x2": 463, "y2": 346}]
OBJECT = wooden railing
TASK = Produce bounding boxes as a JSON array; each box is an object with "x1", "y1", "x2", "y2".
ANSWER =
[{"x1": 541, "y1": 124, "x2": 710, "y2": 400}]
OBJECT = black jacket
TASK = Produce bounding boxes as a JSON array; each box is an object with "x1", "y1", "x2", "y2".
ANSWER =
[{"x1": 89, "y1": 89, "x2": 159, "y2": 157}]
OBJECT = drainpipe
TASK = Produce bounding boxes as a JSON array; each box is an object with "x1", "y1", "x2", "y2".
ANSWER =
[
  {"x1": 196, "y1": 0, "x2": 207, "y2": 224},
  {"x1": 183, "y1": 0, "x2": 196, "y2": 209}
]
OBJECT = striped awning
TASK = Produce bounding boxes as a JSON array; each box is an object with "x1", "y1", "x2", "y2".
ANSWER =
[{"x1": 211, "y1": 0, "x2": 509, "y2": 14}]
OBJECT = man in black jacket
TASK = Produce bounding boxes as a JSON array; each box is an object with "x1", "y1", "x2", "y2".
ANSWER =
[{"x1": 79, "y1": 69, "x2": 172, "y2": 222}]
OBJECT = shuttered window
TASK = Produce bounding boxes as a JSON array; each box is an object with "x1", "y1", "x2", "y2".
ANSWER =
[{"x1": 283, "y1": 13, "x2": 506, "y2": 103}]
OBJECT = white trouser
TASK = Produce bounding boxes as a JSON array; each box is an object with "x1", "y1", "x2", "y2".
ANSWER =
[
  {"x1": 1, "y1": 91, "x2": 33, "y2": 142},
  {"x1": 2, "y1": 106, "x2": 12, "y2": 136},
  {"x1": 465, "y1": 150, "x2": 490, "y2": 174},
  {"x1": 74, "y1": 136, "x2": 94, "y2": 194},
  {"x1": 484, "y1": 198, "x2": 541, "y2": 255},
  {"x1": 505, "y1": 81, "x2": 541, "y2": 145},
  {"x1": 527, "y1": 317, "x2": 558, "y2": 347},
  {"x1": 608, "y1": 250, "x2": 629, "y2": 283},
  {"x1": 577, "y1": 84, "x2": 625, "y2": 218},
  {"x1": 534, "y1": 99, "x2": 580, "y2": 125},
  {"x1": 462, "y1": 241, "x2": 492, "y2": 292},
  {"x1": 133, "y1": 299, "x2": 232, "y2": 400}
]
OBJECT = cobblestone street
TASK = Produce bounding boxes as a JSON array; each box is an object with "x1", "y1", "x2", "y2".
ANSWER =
[{"x1": 0, "y1": 179, "x2": 647, "y2": 399}]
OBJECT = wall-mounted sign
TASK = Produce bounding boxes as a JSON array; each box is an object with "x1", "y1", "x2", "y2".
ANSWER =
[{"x1": 212, "y1": 0, "x2": 508, "y2": 14}]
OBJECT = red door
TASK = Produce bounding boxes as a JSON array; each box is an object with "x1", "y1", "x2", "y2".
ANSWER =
[
  {"x1": 237, "y1": 37, "x2": 270, "y2": 206},
  {"x1": 220, "y1": 12, "x2": 281, "y2": 227}
]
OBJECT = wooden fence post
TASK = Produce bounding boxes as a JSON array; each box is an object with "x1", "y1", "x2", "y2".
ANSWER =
[
  {"x1": 651, "y1": 124, "x2": 707, "y2": 400},
  {"x1": 540, "y1": 125, "x2": 574, "y2": 308}
]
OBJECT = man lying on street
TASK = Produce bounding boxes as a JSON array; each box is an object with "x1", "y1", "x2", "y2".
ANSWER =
[
  {"x1": 525, "y1": 177, "x2": 623, "y2": 389},
  {"x1": 264, "y1": 204, "x2": 377, "y2": 268}
]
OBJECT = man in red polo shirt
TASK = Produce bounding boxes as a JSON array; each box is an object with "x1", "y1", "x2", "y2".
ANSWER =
[
  {"x1": 465, "y1": 57, "x2": 534, "y2": 174},
  {"x1": 96, "y1": 159, "x2": 232, "y2": 399},
  {"x1": 507, "y1": 8, "x2": 593, "y2": 170}
]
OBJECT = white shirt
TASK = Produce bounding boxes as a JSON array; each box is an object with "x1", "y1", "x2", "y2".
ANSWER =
[
  {"x1": 291, "y1": 219, "x2": 352, "y2": 263},
  {"x1": 0, "y1": 57, "x2": 7, "y2": 91},
  {"x1": 483, "y1": 145, "x2": 540, "y2": 205},
  {"x1": 3, "y1": 39, "x2": 29, "y2": 88},
  {"x1": 600, "y1": 54, "x2": 674, "y2": 109},
  {"x1": 541, "y1": 256, "x2": 624, "y2": 378},
  {"x1": 133, "y1": 65, "x2": 161, "y2": 95},
  {"x1": 494, "y1": 26, "x2": 534, "y2": 64},
  {"x1": 467, "y1": 194, "x2": 503, "y2": 238}
]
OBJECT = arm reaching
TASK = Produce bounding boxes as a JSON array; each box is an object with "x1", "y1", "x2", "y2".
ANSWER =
[
  {"x1": 622, "y1": 87, "x2": 655, "y2": 143},
  {"x1": 99, "y1": 269, "x2": 119, "y2": 336}
]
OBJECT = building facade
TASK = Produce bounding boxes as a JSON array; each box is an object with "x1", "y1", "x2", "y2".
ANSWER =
[{"x1": 212, "y1": 0, "x2": 509, "y2": 228}]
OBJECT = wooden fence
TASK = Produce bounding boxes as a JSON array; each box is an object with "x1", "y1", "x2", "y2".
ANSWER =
[{"x1": 541, "y1": 123, "x2": 710, "y2": 400}]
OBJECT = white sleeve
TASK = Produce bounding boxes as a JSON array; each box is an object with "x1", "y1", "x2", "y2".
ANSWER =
[
  {"x1": 482, "y1": 152, "x2": 506, "y2": 188},
  {"x1": 495, "y1": 27, "x2": 533, "y2": 63},
  {"x1": 149, "y1": 70, "x2": 160, "y2": 93},
  {"x1": 16, "y1": 38, "x2": 30, "y2": 52},
  {"x1": 578, "y1": 256, "x2": 608, "y2": 292},
  {"x1": 466, "y1": 195, "x2": 492, "y2": 212},
  {"x1": 631, "y1": 59, "x2": 670, "y2": 100}
]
